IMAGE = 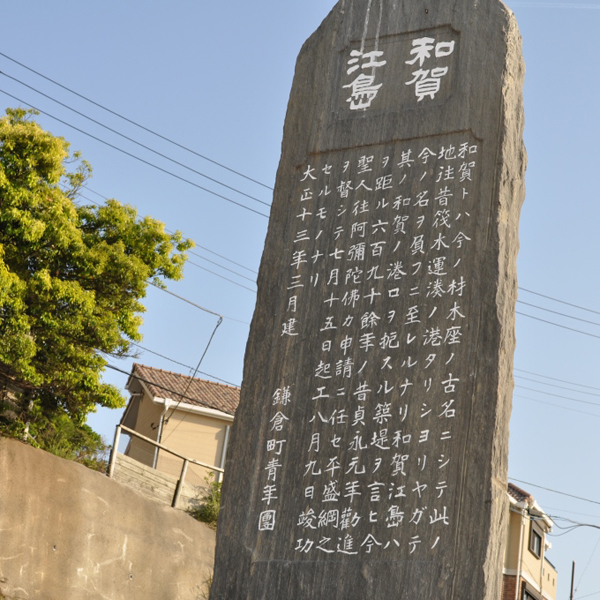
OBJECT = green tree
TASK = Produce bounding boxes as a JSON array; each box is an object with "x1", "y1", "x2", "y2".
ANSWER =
[{"x1": 0, "y1": 108, "x2": 193, "y2": 444}]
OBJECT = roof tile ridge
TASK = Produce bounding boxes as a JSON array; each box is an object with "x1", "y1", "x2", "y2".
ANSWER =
[
  {"x1": 131, "y1": 362, "x2": 240, "y2": 391},
  {"x1": 508, "y1": 482, "x2": 532, "y2": 500}
]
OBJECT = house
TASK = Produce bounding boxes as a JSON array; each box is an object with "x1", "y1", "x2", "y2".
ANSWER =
[
  {"x1": 502, "y1": 483, "x2": 557, "y2": 600},
  {"x1": 120, "y1": 363, "x2": 240, "y2": 486}
]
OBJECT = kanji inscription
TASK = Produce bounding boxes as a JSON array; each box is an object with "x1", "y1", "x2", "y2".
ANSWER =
[
  {"x1": 211, "y1": 1, "x2": 525, "y2": 598},
  {"x1": 338, "y1": 26, "x2": 460, "y2": 114},
  {"x1": 254, "y1": 133, "x2": 480, "y2": 561}
]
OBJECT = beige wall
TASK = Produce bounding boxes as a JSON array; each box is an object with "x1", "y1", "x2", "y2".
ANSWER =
[
  {"x1": 122, "y1": 389, "x2": 231, "y2": 486},
  {"x1": 125, "y1": 392, "x2": 165, "y2": 467},
  {"x1": 520, "y1": 520, "x2": 545, "y2": 591},
  {"x1": 542, "y1": 559, "x2": 558, "y2": 600},
  {"x1": 0, "y1": 437, "x2": 215, "y2": 600},
  {"x1": 504, "y1": 506, "x2": 524, "y2": 571},
  {"x1": 157, "y1": 410, "x2": 228, "y2": 486}
]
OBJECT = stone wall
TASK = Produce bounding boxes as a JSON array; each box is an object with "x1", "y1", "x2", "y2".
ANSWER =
[{"x1": 0, "y1": 437, "x2": 215, "y2": 600}]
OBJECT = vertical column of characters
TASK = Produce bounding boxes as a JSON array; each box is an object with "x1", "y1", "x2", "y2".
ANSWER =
[
  {"x1": 295, "y1": 155, "x2": 357, "y2": 556},
  {"x1": 400, "y1": 135, "x2": 479, "y2": 554},
  {"x1": 258, "y1": 162, "x2": 332, "y2": 534}
]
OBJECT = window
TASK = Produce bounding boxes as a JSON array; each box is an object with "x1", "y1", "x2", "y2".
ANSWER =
[
  {"x1": 523, "y1": 591, "x2": 537, "y2": 600},
  {"x1": 529, "y1": 524, "x2": 543, "y2": 558}
]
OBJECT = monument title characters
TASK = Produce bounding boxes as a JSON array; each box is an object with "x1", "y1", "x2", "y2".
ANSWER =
[{"x1": 211, "y1": 1, "x2": 525, "y2": 598}]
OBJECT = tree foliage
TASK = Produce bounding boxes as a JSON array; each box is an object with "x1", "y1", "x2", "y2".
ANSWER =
[{"x1": 0, "y1": 108, "x2": 193, "y2": 435}]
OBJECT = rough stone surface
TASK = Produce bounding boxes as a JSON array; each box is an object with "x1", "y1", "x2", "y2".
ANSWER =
[
  {"x1": 0, "y1": 437, "x2": 215, "y2": 600},
  {"x1": 211, "y1": 1, "x2": 525, "y2": 599}
]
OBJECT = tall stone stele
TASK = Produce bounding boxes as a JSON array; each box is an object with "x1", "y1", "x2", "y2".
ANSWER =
[{"x1": 211, "y1": 1, "x2": 525, "y2": 598}]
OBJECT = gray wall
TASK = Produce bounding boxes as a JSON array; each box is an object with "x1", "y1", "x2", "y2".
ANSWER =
[{"x1": 0, "y1": 437, "x2": 215, "y2": 600}]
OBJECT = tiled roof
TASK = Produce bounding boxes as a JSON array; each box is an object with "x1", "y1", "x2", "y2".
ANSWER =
[
  {"x1": 508, "y1": 482, "x2": 533, "y2": 504},
  {"x1": 130, "y1": 363, "x2": 240, "y2": 416}
]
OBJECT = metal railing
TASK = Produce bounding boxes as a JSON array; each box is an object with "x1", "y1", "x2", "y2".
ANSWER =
[{"x1": 107, "y1": 424, "x2": 224, "y2": 508}]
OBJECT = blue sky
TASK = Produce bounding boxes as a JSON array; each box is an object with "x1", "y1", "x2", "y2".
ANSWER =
[{"x1": 2, "y1": 1, "x2": 600, "y2": 597}]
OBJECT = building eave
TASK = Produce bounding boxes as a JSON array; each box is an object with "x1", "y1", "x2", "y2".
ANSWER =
[{"x1": 151, "y1": 396, "x2": 234, "y2": 422}]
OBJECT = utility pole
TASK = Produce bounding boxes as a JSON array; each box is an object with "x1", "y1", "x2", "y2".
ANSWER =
[{"x1": 570, "y1": 561, "x2": 576, "y2": 600}]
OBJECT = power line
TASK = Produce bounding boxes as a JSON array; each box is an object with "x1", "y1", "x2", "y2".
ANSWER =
[
  {"x1": 0, "y1": 70, "x2": 271, "y2": 208},
  {"x1": 186, "y1": 261, "x2": 257, "y2": 293},
  {"x1": 130, "y1": 342, "x2": 239, "y2": 387},
  {"x1": 59, "y1": 186, "x2": 255, "y2": 316},
  {"x1": 184, "y1": 245, "x2": 257, "y2": 276},
  {"x1": 517, "y1": 299, "x2": 600, "y2": 328},
  {"x1": 0, "y1": 50, "x2": 274, "y2": 191},
  {"x1": 514, "y1": 394, "x2": 600, "y2": 420},
  {"x1": 515, "y1": 368, "x2": 600, "y2": 392},
  {"x1": 131, "y1": 342, "x2": 194, "y2": 371},
  {"x1": 575, "y1": 590, "x2": 600, "y2": 600},
  {"x1": 0, "y1": 88, "x2": 270, "y2": 218},
  {"x1": 516, "y1": 311, "x2": 600, "y2": 340},
  {"x1": 162, "y1": 316, "x2": 223, "y2": 440},
  {"x1": 147, "y1": 281, "x2": 221, "y2": 319},
  {"x1": 515, "y1": 384, "x2": 600, "y2": 408},
  {"x1": 541, "y1": 505, "x2": 600, "y2": 520},
  {"x1": 509, "y1": 478, "x2": 600, "y2": 508},
  {"x1": 575, "y1": 532, "x2": 600, "y2": 594},
  {"x1": 519, "y1": 286, "x2": 600, "y2": 317},
  {"x1": 75, "y1": 188, "x2": 259, "y2": 283},
  {"x1": 105, "y1": 362, "x2": 239, "y2": 402},
  {"x1": 82, "y1": 186, "x2": 259, "y2": 275},
  {"x1": 515, "y1": 375, "x2": 600, "y2": 399},
  {"x1": 146, "y1": 281, "x2": 250, "y2": 325},
  {"x1": 187, "y1": 257, "x2": 256, "y2": 284}
]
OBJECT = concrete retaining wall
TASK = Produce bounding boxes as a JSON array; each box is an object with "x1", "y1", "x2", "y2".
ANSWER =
[{"x1": 0, "y1": 437, "x2": 215, "y2": 600}]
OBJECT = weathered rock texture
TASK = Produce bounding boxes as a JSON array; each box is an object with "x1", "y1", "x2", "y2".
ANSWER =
[
  {"x1": 212, "y1": 1, "x2": 525, "y2": 599},
  {"x1": 0, "y1": 437, "x2": 215, "y2": 600}
]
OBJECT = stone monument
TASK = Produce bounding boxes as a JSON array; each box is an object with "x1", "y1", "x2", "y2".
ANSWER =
[{"x1": 211, "y1": 1, "x2": 525, "y2": 598}]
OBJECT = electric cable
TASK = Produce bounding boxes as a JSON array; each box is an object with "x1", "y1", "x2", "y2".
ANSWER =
[
  {"x1": 517, "y1": 299, "x2": 600, "y2": 328},
  {"x1": 509, "y1": 478, "x2": 600, "y2": 508},
  {"x1": 575, "y1": 532, "x2": 600, "y2": 594},
  {"x1": 130, "y1": 342, "x2": 239, "y2": 387},
  {"x1": 519, "y1": 286, "x2": 600, "y2": 317},
  {"x1": 0, "y1": 50, "x2": 274, "y2": 191},
  {"x1": 0, "y1": 70, "x2": 270, "y2": 207},
  {"x1": 105, "y1": 363, "x2": 239, "y2": 402},
  {"x1": 161, "y1": 315, "x2": 224, "y2": 440},
  {"x1": 576, "y1": 589, "x2": 600, "y2": 599},
  {"x1": 515, "y1": 375, "x2": 600, "y2": 398},
  {"x1": 0, "y1": 88, "x2": 269, "y2": 218},
  {"x1": 187, "y1": 256, "x2": 257, "y2": 284},
  {"x1": 515, "y1": 384, "x2": 600, "y2": 408},
  {"x1": 185, "y1": 261, "x2": 257, "y2": 293},
  {"x1": 71, "y1": 187, "x2": 259, "y2": 284},
  {"x1": 514, "y1": 368, "x2": 600, "y2": 392},
  {"x1": 81, "y1": 185, "x2": 259, "y2": 275},
  {"x1": 146, "y1": 281, "x2": 250, "y2": 325},
  {"x1": 513, "y1": 394, "x2": 600, "y2": 419},
  {"x1": 516, "y1": 311, "x2": 600, "y2": 340}
]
